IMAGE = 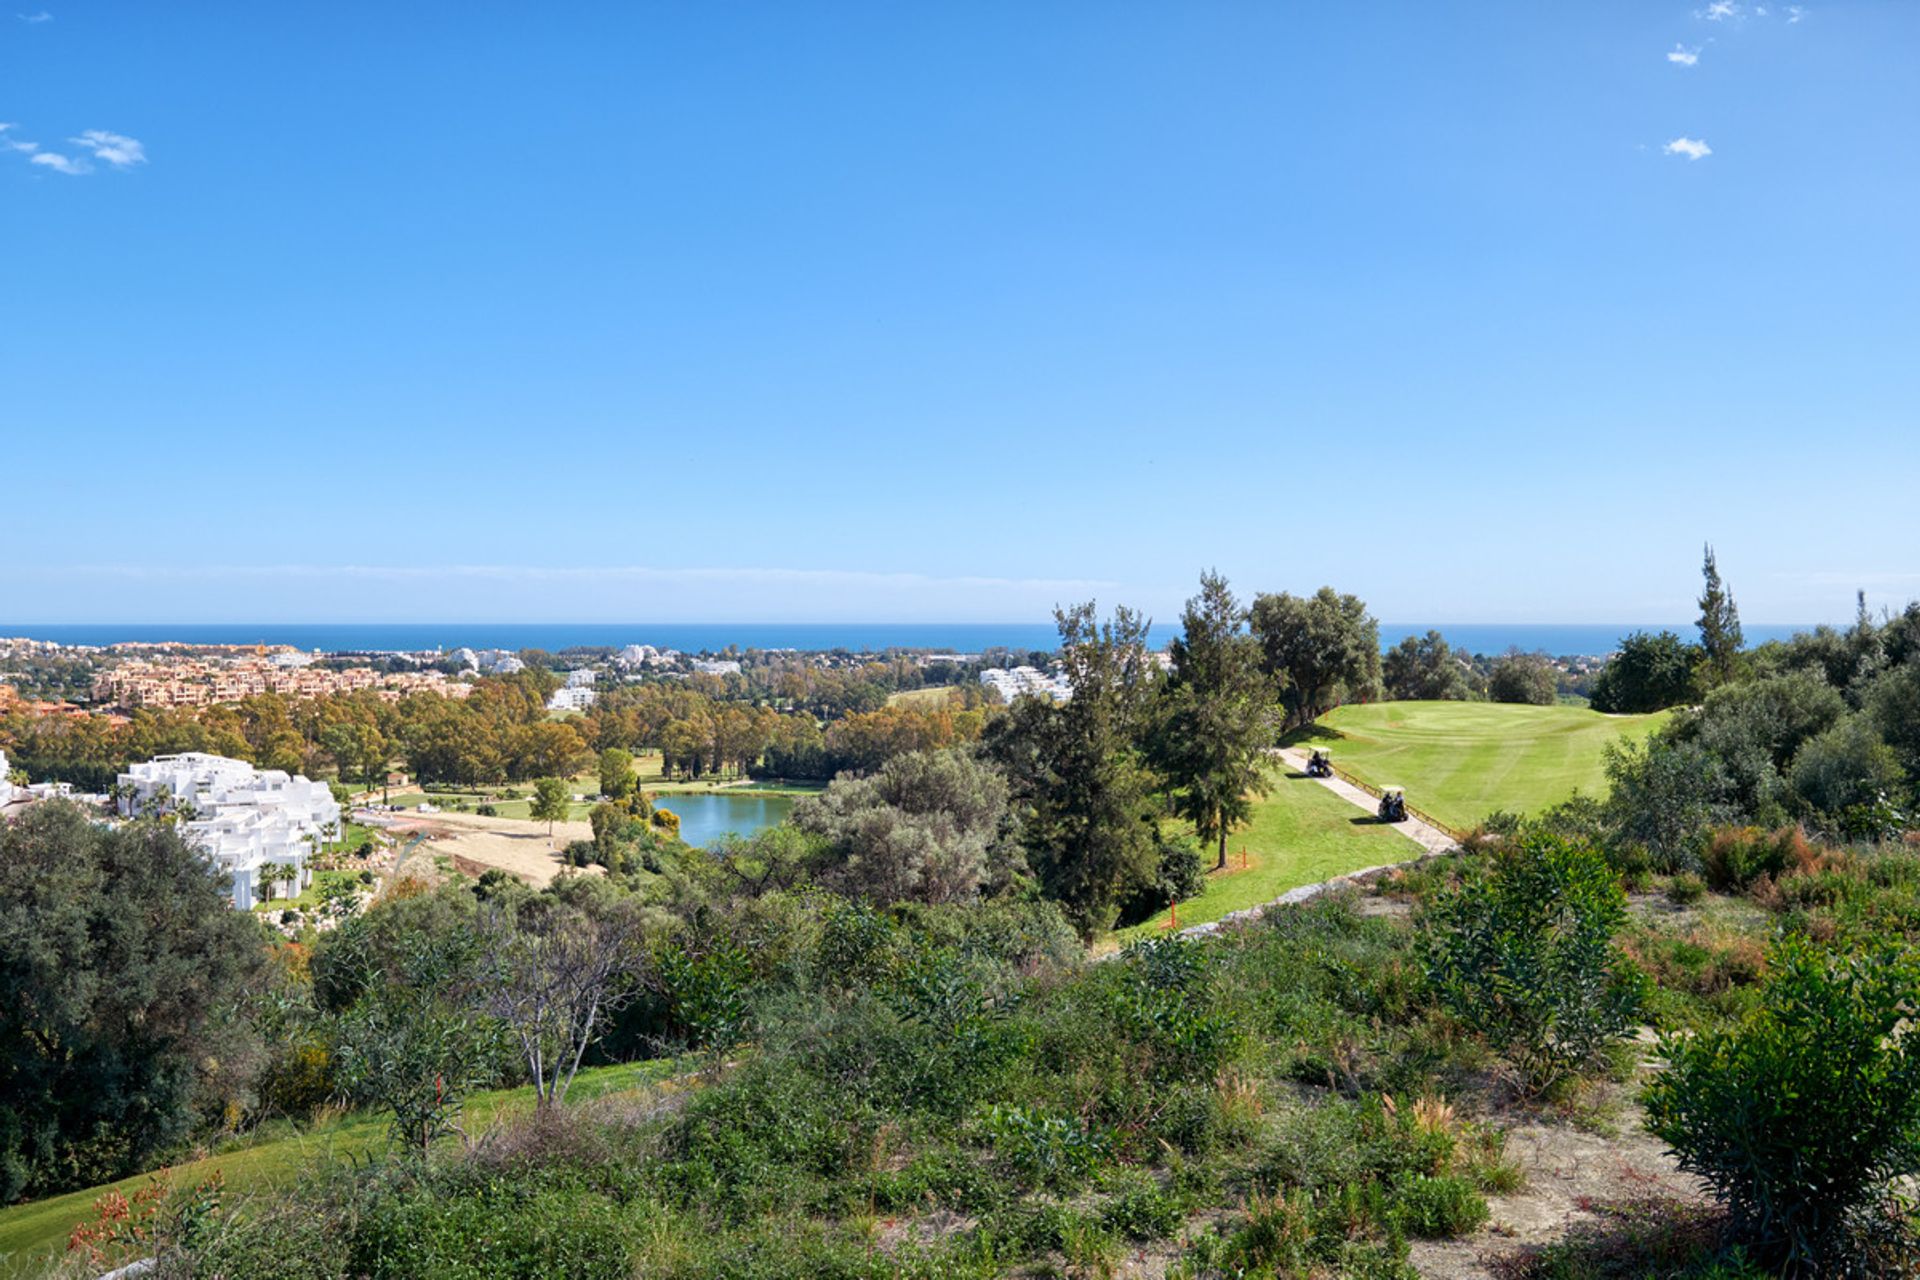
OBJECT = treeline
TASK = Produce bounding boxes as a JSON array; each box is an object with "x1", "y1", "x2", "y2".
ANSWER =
[{"x1": 0, "y1": 664, "x2": 1000, "y2": 793}]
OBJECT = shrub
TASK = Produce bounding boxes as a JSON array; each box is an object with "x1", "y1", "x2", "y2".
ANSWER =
[
  {"x1": 981, "y1": 1104, "x2": 1107, "y2": 1189},
  {"x1": 1645, "y1": 936, "x2": 1920, "y2": 1272},
  {"x1": 1396, "y1": 1173, "x2": 1489, "y2": 1239},
  {"x1": 1100, "y1": 1171, "x2": 1184, "y2": 1241},
  {"x1": 1700, "y1": 826, "x2": 1806, "y2": 892},
  {"x1": 1424, "y1": 835, "x2": 1645, "y2": 1093},
  {"x1": 1665, "y1": 873, "x2": 1706, "y2": 905}
]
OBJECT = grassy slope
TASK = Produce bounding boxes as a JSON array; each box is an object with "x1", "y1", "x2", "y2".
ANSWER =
[
  {"x1": 0, "y1": 1061, "x2": 678, "y2": 1268},
  {"x1": 886, "y1": 686, "x2": 957, "y2": 708},
  {"x1": 1288, "y1": 701, "x2": 1668, "y2": 832},
  {"x1": 1113, "y1": 767, "x2": 1414, "y2": 943}
]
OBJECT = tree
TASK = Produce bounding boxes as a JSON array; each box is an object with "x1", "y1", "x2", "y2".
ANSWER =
[
  {"x1": 1487, "y1": 652, "x2": 1557, "y2": 706},
  {"x1": 1865, "y1": 663, "x2": 1920, "y2": 783},
  {"x1": 1696, "y1": 544, "x2": 1745, "y2": 689},
  {"x1": 473, "y1": 881, "x2": 649, "y2": 1108},
  {"x1": 1152, "y1": 572, "x2": 1280, "y2": 870},
  {"x1": 1790, "y1": 715, "x2": 1905, "y2": 818},
  {"x1": 529, "y1": 776, "x2": 571, "y2": 841},
  {"x1": 1601, "y1": 736, "x2": 1727, "y2": 871},
  {"x1": 333, "y1": 985, "x2": 489, "y2": 1157},
  {"x1": 1249, "y1": 587, "x2": 1381, "y2": 729},
  {"x1": 0, "y1": 802, "x2": 265, "y2": 1200},
  {"x1": 1383, "y1": 631, "x2": 1473, "y2": 702},
  {"x1": 598, "y1": 747, "x2": 637, "y2": 801},
  {"x1": 985, "y1": 602, "x2": 1162, "y2": 938},
  {"x1": 792, "y1": 748, "x2": 1019, "y2": 903},
  {"x1": 1588, "y1": 630, "x2": 1699, "y2": 714}
]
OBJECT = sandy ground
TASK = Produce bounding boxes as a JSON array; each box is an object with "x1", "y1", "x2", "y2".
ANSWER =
[
  {"x1": 1410, "y1": 1092, "x2": 1705, "y2": 1279},
  {"x1": 374, "y1": 808, "x2": 595, "y2": 887}
]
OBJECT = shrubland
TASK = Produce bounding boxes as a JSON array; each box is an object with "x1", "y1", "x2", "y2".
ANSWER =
[{"x1": 5, "y1": 565, "x2": 1920, "y2": 1278}]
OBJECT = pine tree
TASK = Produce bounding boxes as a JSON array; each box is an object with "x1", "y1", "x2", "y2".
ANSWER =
[
  {"x1": 1153, "y1": 572, "x2": 1279, "y2": 870},
  {"x1": 1697, "y1": 544, "x2": 1744, "y2": 689}
]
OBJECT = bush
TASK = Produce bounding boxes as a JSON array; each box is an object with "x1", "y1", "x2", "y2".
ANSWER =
[
  {"x1": 982, "y1": 1104, "x2": 1108, "y2": 1189},
  {"x1": 1645, "y1": 937, "x2": 1920, "y2": 1272},
  {"x1": 1396, "y1": 1173, "x2": 1490, "y2": 1239},
  {"x1": 1700, "y1": 826, "x2": 1807, "y2": 891},
  {"x1": 1424, "y1": 835, "x2": 1645, "y2": 1093},
  {"x1": 1665, "y1": 873, "x2": 1706, "y2": 905}
]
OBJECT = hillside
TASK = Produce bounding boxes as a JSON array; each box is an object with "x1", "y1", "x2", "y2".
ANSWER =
[
  {"x1": 0, "y1": 1061, "x2": 678, "y2": 1269},
  {"x1": 1288, "y1": 701, "x2": 1669, "y2": 832}
]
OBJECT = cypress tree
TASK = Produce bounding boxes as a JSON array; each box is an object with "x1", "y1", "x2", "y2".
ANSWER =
[{"x1": 1697, "y1": 544, "x2": 1744, "y2": 688}]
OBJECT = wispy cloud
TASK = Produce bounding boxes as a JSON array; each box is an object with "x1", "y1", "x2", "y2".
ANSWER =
[
  {"x1": 1663, "y1": 136, "x2": 1713, "y2": 160},
  {"x1": 30, "y1": 150, "x2": 87, "y2": 174},
  {"x1": 1667, "y1": 45, "x2": 1701, "y2": 66},
  {"x1": 70, "y1": 129, "x2": 144, "y2": 168},
  {"x1": 15, "y1": 10, "x2": 52, "y2": 22},
  {"x1": 1699, "y1": 0, "x2": 1741, "y2": 20},
  {"x1": 4, "y1": 127, "x2": 147, "y2": 175},
  {"x1": 1786, "y1": 5, "x2": 1805, "y2": 21}
]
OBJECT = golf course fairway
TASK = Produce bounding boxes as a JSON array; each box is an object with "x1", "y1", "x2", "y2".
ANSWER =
[{"x1": 1288, "y1": 701, "x2": 1669, "y2": 832}]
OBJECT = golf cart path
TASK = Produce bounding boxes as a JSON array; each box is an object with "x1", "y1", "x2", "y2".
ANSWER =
[{"x1": 1272, "y1": 747, "x2": 1458, "y2": 857}]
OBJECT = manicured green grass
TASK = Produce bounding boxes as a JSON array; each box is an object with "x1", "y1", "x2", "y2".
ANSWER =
[
  {"x1": 0, "y1": 1060, "x2": 682, "y2": 1268},
  {"x1": 885, "y1": 685, "x2": 957, "y2": 708},
  {"x1": 1287, "y1": 701, "x2": 1669, "y2": 833},
  {"x1": 1112, "y1": 767, "x2": 1415, "y2": 943}
]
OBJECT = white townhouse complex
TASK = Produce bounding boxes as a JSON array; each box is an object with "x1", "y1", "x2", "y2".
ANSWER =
[
  {"x1": 116, "y1": 752, "x2": 342, "y2": 910},
  {"x1": 979, "y1": 666, "x2": 1073, "y2": 705}
]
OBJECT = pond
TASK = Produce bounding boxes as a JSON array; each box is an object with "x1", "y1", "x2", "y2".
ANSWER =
[{"x1": 652, "y1": 791, "x2": 796, "y2": 847}]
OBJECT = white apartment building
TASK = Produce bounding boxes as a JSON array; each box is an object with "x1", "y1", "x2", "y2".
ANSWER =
[
  {"x1": 116, "y1": 752, "x2": 341, "y2": 910},
  {"x1": 979, "y1": 666, "x2": 1074, "y2": 704},
  {"x1": 0, "y1": 749, "x2": 15, "y2": 807},
  {"x1": 564, "y1": 668, "x2": 597, "y2": 689},
  {"x1": 547, "y1": 685, "x2": 598, "y2": 712}
]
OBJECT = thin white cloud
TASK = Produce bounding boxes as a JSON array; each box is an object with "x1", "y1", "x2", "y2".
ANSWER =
[
  {"x1": 16, "y1": 10, "x2": 52, "y2": 21},
  {"x1": 30, "y1": 150, "x2": 87, "y2": 175},
  {"x1": 1663, "y1": 136, "x2": 1713, "y2": 160},
  {"x1": 70, "y1": 129, "x2": 144, "y2": 168},
  {"x1": 0, "y1": 123, "x2": 39, "y2": 153},
  {"x1": 1699, "y1": 0, "x2": 1740, "y2": 19},
  {"x1": 1787, "y1": 5, "x2": 1805, "y2": 21},
  {"x1": 1667, "y1": 45, "x2": 1701, "y2": 66}
]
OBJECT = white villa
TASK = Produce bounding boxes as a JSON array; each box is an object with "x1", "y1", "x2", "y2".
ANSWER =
[{"x1": 116, "y1": 752, "x2": 342, "y2": 910}]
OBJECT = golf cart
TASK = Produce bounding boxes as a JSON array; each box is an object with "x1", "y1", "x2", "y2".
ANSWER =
[
  {"x1": 1305, "y1": 747, "x2": 1334, "y2": 779},
  {"x1": 1377, "y1": 786, "x2": 1407, "y2": 823}
]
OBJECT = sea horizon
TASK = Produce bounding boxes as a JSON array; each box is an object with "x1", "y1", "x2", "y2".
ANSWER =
[{"x1": 0, "y1": 620, "x2": 1826, "y2": 658}]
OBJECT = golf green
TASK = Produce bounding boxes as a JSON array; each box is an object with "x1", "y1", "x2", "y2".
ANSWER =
[{"x1": 1288, "y1": 700, "x2": 1668, "y2": 832}]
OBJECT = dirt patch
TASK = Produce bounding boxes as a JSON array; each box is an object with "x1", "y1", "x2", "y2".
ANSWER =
[
  {"x1": 1411, "y1": 1097, "x2": 1704, "y2": 1280},
  {"x1": 382, "y1": 809, "x2": 596, "y2": 887}
]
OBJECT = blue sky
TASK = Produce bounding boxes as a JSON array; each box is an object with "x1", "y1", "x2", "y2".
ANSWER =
[{"x1": 3, "y1": 2, "x2": 1915, "y2": 625}]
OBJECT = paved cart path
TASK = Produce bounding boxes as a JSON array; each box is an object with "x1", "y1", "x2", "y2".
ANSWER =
[{"x1": 1272, "y1": 747, "x2": 1459, "y2": 857}]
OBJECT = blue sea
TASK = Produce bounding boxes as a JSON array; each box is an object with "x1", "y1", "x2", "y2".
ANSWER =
[{"x1": 0, "y1": 620, "x2": 1818, "y2": 657}]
